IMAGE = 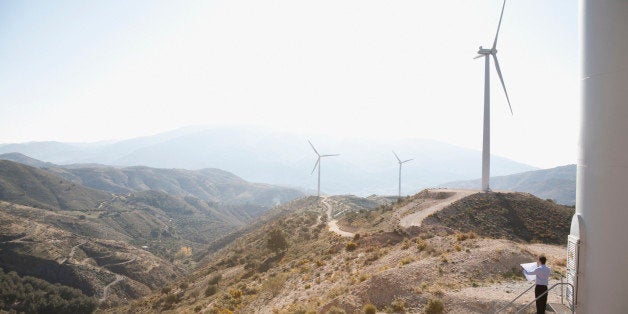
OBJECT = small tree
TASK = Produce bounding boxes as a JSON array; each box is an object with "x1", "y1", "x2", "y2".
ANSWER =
[{"x1": 266, "y1": 228, "x2": 288, "y2": 252}]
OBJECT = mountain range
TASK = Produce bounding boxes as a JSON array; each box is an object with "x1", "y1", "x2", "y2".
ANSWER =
[
  {"x1": 0, "y1": 158, "x2": 304, "y2": 306},
  {"x1": 0, "y1": 126, "x2": 537, "y2": 195}
]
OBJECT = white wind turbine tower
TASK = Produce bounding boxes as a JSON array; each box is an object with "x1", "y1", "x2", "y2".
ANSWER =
[
  {"x1": 393, "y1": 151, "x2": 412, "y2": 199},
  {"x1": 308, "y1": 140, "x2": 339, "y2": 197},
  {"x1": 475, "y1": 0, "x2": 513, "y2": 192}
]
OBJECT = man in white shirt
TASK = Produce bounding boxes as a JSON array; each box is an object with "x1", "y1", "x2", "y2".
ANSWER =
[{"x1": 523, "y1": 255, "x2": 551, "y2": 313}]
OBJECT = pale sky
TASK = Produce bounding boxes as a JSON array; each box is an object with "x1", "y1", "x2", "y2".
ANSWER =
[{"x1": 0, "y1": 0, "x2": 579, "y2": 168}]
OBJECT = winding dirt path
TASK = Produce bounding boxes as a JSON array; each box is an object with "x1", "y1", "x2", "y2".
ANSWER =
[
  {"x1": 399, "y1": 189, "x2": 477, "y2": 228},
  {"x1": 103, "y1": 255, "x2": 138, "y2": 268},
  {"x1": 99, "y1": 274, "x2": 124, "y2": 303},
  {"x1": 321, "y1": 198, "x2": 354, "y2": 238},
  {"x1": 60, "y1": 240, "x2": 87, "y2": 264}
]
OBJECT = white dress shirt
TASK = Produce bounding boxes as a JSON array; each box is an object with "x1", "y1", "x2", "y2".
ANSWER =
[{"x1": 523, "y1": 264, "x2": 551, "y2": 286}]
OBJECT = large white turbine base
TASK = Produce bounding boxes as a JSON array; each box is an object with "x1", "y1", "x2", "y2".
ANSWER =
[{"x1": 570, "y1": 0, "x2": 628, "y2": 311}]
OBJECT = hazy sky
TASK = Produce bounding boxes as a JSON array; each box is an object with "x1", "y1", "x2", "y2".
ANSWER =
[{"x1": 0, "y1": 0, "x2": 578, "y2": 168}]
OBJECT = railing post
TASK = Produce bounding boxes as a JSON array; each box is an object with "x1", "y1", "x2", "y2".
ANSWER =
[{"x1": 561, "y1": 276, "x2": 564, "y2": 305}]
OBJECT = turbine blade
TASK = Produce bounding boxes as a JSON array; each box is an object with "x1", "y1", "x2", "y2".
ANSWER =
[
  {"x1": 402, "y1": 159, "x2": 413, "y2": 163},
  {"x1": 473, "y1": 54, "x2": 484, "y2": 60},
  {"x1": 310, "y1": 158, "x2": 320, "y2": 175},
  {"x1": 492, "y1": 54, "x2": 513, "y2": 115},
  {"x1": 492, "y1": 0, "x2": 507, "y2": 50},
  {"x1": 307, "y1": 140, "x2": 320, "y2": 156},
  {"x1": 321, "y1": 154, "x2": 340, "y2": 157},
  {"x1": 392, "y1": 151, "x2": 401, "y2": 163}
]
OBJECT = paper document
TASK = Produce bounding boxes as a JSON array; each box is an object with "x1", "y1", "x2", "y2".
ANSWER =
[{"x1": 520, "y1": 262, "x2": 537, "y2": 282}]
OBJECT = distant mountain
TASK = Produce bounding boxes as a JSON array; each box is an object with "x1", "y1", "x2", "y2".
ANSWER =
[
  {"x1": 0, "y1": 153, "x2": 304, "y2": 208},
  {"x1": 0, "y1": 160, "x2": 110, "y2": 211},
  {"x1": 0, "y1": 152, "x2": 55, "y2": 168},
  {"x1": 440, "y1": 164, "x2": 576, "y2": 205},
  {"x1": 48, "y1": 165, "x2": 304, "y2": 208},
  {"x1": 0, "y1": 126, "x2": 537, "y2": 196},
  {"x1": 0, "y1": 160, "x2": 252, "y2": 243}
]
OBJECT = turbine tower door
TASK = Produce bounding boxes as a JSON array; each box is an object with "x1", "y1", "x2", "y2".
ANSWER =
[{"x1": 566, "y1": 234, "x2": 580, "y2": 308}]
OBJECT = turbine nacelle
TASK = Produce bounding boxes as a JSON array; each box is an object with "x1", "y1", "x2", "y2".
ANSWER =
[{"x1": 477, "y1": 46, "x2": 496, "y2": 55}]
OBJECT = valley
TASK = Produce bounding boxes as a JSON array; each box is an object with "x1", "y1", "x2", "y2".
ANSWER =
[{"x1": 0, "y1": 159, "x2": 304, "y2": 311}]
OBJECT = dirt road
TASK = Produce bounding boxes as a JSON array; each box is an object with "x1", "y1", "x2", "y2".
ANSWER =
[
  {"x1": 321, "y1": 198, "x2": 355, "y2": 238},
  {"x1": 399, "y1": 189, "x2": 478, "y2": 228}
]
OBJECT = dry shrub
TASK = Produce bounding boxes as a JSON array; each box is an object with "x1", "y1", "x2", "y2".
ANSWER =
[
  {"x1": 363, "y1": 303, "x2": 377, "y2": 314},
  {"x1": 424, "y1": 298, "x2": 444, "y2": 314},
  {"x1": 391, "y1": 298, "x2": 405, "y2": 312},
  {"x1": 229, "y1": 288, "x2": 242, "y2": 299},
  {"x1": 263, "y1": 274, "x2": 287, "y2": 297}
]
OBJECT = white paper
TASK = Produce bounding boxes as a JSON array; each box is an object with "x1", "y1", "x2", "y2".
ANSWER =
[{"x1": 521, "y1": 262, "x2": 538, "y2": 282}]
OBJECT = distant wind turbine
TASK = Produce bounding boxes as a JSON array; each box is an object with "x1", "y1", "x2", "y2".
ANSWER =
[
  {"x1": 308, "y1": 140, "x2": 339, "y2": 197},
  {"x1": 474, "y1": 0, "x2": 513, "y2": 192},
  {"x1": 393, "y1": 151, "x2": 413, "y2": 199}
]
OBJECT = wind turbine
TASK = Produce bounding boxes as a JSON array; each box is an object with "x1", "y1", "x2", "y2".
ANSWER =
[
  {"x1": 308, "y1": 140, "x2": 339, "y2": 197},
  {"x1": 474, "y1": 0, "x2": 513, "y2": 192},
  {"x1": 393, "y1": 151, "x2": 413, "y2": 199}
]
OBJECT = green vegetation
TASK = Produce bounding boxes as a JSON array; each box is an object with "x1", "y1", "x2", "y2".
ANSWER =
[
  {"x1": 345, "y1": 241, "x2": 358, "y2": 251},
  {"x1": 266, "y1": 228, "x2": 288, "y2": 252},
  {"x1": 0, "y1": 268, "x2": 97, "y2": 313}
]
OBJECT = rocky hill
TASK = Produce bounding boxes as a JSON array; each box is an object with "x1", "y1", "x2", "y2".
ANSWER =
[
  {"x1": 0, "y1": 160, "x2": 294, "y2": 309},
  {"x1": 0, "y1": 201, "x2": 181, "y2": 308},
  {"x1": 440, "y1": 165, "x2": 576, "y2": 205},
  {"x1": 109, "y1": 191, "x2": 573, "y2": 313},
  {"x1": 423, "y1": 192, "x2": 574, "y2": 245}
]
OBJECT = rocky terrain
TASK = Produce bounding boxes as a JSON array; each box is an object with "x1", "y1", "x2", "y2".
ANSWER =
[
  {"x1": 109, "y1": 190, "x2": 573, "y2": 313},
  {"x1": 0, "y1": 159, "x2": 303, "y2": 310}
]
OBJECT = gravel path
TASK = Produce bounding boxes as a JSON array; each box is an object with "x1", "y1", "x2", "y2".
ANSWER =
[
  {"x1": 99, "y1": 274, "x2": 124, "y2": 303},
  {"x1": 399, "y1": 189, "x2": 478, "y2": 228},
  {"x1": 322, "y1": 198, "x2": 354, "y2": 238}
]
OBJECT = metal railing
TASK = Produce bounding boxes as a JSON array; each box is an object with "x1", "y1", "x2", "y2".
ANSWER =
[
  {"x1": 514, "y1": 282, "x2": 575, "y2": 314},
  {"x1": 494, "y1": 281, "x2": 575, "y2": 314},
  {"x1": 493, "y1": 283, "x2": 536, "y2": 313}
]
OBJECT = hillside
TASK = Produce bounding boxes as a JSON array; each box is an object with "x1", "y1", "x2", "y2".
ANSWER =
[
  {"x1": 111, "y1": 191, "x2": 573, "y2": 313},
  {"x1": 0, "y1": 202, "x2": 181, "y2": 308},
  {"x1": 423, "y1": 192, "x2": 574, "y2": 245},
  {"x1": 0, "y1": 153, "x2": 305, "y2": 208},
  {"x1": 48, "y1": 165, "x2": 303, "y2": 207},
  {"x1": 0, "y1": 152, "x2": 55, "y2": 168},
  {"x1": 440, "y1": 165, "x2": 576, "y2": 205},
  {"x1": 0, "y1": 126, "x2": 536, "y2": 195},
  {"x1": 0, "y1": 267, "x2": 98, "y2": 313},
  {"x1": 0, "y1": 160, "x2": 110, "y2": 211},
  {"x1": 0, "y1": 161, "x2": 287, "y2": 309}
]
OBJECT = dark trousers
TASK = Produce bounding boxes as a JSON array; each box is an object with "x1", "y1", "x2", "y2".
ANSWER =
[{"x1": 535, "y1": 285, "x2": 548, "y2": 314}]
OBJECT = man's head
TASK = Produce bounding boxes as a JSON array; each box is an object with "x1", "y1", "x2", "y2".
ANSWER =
[{"x1": 539, "y1": 255, "x2": 547, "y2": 265}]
